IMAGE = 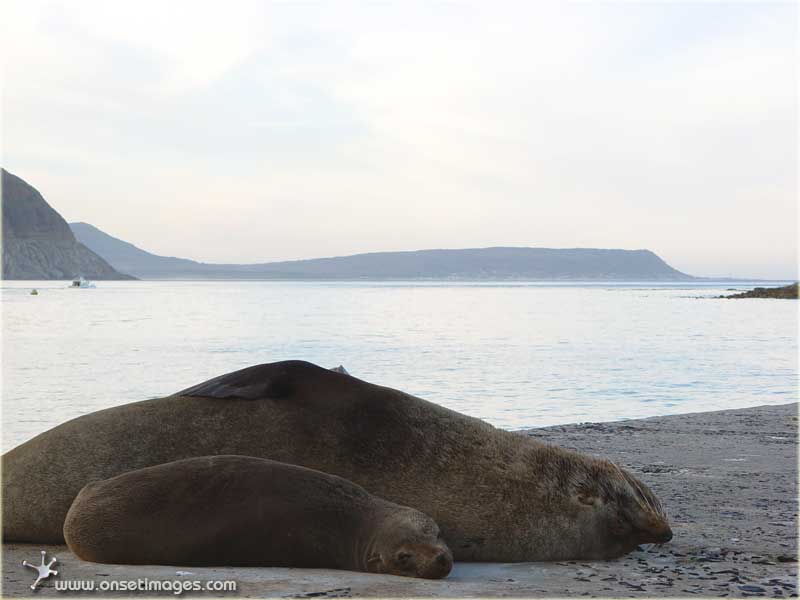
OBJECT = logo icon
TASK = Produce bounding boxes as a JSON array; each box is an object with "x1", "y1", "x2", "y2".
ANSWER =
[{"x1": 22, "y1": 550, "x2": 58, "y2": 590}]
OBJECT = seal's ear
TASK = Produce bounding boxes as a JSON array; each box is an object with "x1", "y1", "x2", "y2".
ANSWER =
[
  {"x1": 609, "y1": 515, "x2": 632, "y2": 537},
  {"x1": 175, "y1": 364, "x2": 293, "y2": 400},
  {"x1": 577, "y1": 494, "x2": 600, "y2": 507}
]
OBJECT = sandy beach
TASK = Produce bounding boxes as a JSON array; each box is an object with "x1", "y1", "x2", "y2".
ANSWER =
[{"x1": 3, "y1": 402, "x2": 797, "y2": 598}]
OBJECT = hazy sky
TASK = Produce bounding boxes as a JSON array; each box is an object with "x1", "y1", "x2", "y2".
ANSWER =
[{"x1": 2, "y1": 1, "x2": 797, "y2": 278}]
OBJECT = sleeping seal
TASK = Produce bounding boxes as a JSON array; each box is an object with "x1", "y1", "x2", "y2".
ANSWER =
[
  {"x1": 63, "y1": 455, "x2": 452, "y2": 578},
  {"x1": 4, "y1": 360, "x2": 672, "y2": 560}
]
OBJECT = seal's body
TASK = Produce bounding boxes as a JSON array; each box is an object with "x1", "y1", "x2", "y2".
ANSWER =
[
  {"x1": 4, "y1": 360, "x2": 672, "y2": 560},
  {"x1": 63, "y1": 455, "x2": 451, "y2": 578}
]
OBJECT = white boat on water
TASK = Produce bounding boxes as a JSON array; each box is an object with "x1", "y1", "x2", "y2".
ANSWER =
[{"x1": 69, "y1": 277, "x2": 96, "y2": 289}]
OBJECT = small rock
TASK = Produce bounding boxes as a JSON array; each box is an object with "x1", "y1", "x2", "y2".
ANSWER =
[
  {"x1": 740, "y1": 585, "x2": 767, "y2": 593},
  {"x1": 620, "y1": 581, "x2": 646, "y2": 591}
]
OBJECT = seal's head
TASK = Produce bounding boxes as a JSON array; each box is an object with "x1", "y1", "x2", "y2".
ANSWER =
[
  {"x1": 366, "y1": 508, "x2": 453, "y2": 579},
  {"x1": 566, "y1": 458, "x2": 673, "y2": 559},
  {"x1": 510, "y1": 446, "x2": 673, "y2": 561}
]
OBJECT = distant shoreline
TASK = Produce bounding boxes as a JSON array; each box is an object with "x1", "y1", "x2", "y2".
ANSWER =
[
  {"x1": 69, "y1": 223, "x2": 700, "y2": 281},
  {"x1": 3, "y1": 278, "x2": 796, "y2": 285}
]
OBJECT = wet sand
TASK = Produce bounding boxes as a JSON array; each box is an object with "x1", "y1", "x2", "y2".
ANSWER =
[{"x1": 3, "y1": 402, "x2": 797, "y2": 598}]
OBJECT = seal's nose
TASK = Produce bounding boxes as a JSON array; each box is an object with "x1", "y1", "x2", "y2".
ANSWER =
[
  {"x1": 419, "y1": 548, "x2": 452, "y2": 579},
  {"x1": 640, "y1": 521, "x2": 673, "y2": 544},
  {"x1": 655, "y1": 525, "x2": 673, "y2": 543}
]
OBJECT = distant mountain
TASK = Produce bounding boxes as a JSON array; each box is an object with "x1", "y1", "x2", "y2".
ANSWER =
[
  {"x1": 71, "y1": 222, "x2": 694, "y2": 281},
  {"x1": 69, "y1": 222, "x2": 210, "y2": 277},
  {"x1": 1, "y1": 170, "x2": 134, "y2": 280}
]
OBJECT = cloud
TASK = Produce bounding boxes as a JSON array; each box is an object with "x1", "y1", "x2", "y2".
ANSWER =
[{"x1": 1, "y1": 1, "x2": 796, "y2": 278}]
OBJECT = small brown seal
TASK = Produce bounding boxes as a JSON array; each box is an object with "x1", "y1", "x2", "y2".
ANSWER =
[
  {"x1": 4, "y1": 360, "x2": 671, "y2": 560},
  {"x1": 63, "y1": 455, "x2": 452, "y2": 578}
]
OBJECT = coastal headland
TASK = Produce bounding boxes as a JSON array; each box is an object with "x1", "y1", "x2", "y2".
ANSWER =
[{"x1": 2, "y1": 402, "x2": 796, "y2": 597}]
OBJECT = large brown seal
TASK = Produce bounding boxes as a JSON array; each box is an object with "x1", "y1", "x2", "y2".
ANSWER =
[
  {"x1": 3, "y1": 360, "x2": 672, "y2": 560},
  {"x1": 63, "y1": 455, "x2": 452, "y2": 578}
]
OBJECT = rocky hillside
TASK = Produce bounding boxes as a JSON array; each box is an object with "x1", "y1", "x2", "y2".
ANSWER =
[{"x1": 2, "y1": 170, "x2": 134, "y2": 280}]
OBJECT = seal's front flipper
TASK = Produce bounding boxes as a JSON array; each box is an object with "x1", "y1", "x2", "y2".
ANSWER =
[{"x1": 176, "y1": 363, "x2": 296, "y2": 400}]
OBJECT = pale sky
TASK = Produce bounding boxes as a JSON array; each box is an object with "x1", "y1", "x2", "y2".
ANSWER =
[{"x1": 1, "y1": 1, "x2": 797, "y2": 278}]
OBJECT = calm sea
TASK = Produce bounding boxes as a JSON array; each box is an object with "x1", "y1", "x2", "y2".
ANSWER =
[{"x1": 2, "y1": 280, "x2": 797, "y2": 451}]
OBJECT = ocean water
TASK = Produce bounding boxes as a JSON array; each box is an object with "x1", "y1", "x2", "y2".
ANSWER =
[{"x1": 2, "y1": 280, "x2": 797, "y2": 451}]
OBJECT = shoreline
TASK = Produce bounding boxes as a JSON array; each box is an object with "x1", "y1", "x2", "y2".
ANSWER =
[{"x1": 3, "y1": 402, "x2": 797, "y2": 598}]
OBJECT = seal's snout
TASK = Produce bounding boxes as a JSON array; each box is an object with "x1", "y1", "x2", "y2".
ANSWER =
[
  {"x1": 419, "y1": 547, "x2": 453, "y2": 579},
  {"x1": 637, "y1": 519, "x2": 673, "y2": 545},
  {"x1": 392, "y1": 544, "x2": 452, "y2": 580},
  {"x1": 652, "y1": 523, "x2": 673, "y2": 543}
]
